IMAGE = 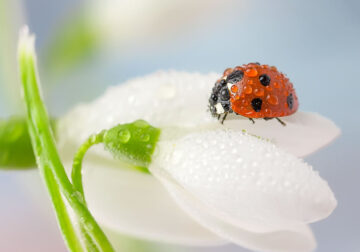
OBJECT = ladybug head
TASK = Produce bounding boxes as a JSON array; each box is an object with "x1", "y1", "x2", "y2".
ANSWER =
[{"x1": 208, "y1": 79, "x2": 232, "y2": 117}]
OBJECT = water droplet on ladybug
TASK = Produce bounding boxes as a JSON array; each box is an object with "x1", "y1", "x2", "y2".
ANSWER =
[
  {"x1": 254, "y1": 88, "x2": 264, "y2": 97},
  {"x1": 231, "y1": 85, "x2": 238, "y2": 93},
  {"x1": 223, "y1": 68, "x2": 233, "y2": 76},
  {"x1": 266, "y1": 94, "x2": 279, "y2": 105},
  {"x1": 243, "y1": 85, "x2": 253, "y2": 94},
  {"x1": 247, "y1": 79, "x2": 254, "y2": 85},
  {"x1": 245, "y1": 68, "x2": 258, "y2": 77}
]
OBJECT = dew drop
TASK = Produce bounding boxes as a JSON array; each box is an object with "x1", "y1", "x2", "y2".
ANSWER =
[
  {"x1": 243, "y1": 85, "x2": 253, "y2": 94},
  {"x1": 140, "y1": 134, "x2": 150, "y2": 142},
  {"x1": 231, "y1": 85, "x2": 238, "y2": 93},
  {"x1": 254, "y1": 88, "x2": 264, "y2": 97},
  {"x1": 118, "y1": 129, "x2": 131, "y2": 143},
  {"x1": 266, "y1": 94, "x2": 279, "y2": 105},
  {"x1": 223, "y1": 68, "x2": 233, "y2": 76},
  {"x1": 245, "y1": 68, "x2": 258, "y2": 77}
]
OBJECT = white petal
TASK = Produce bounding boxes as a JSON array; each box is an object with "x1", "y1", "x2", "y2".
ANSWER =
[
  {"x1": 222, "y1": 112, "x2": 341, "y2": 157},
  {"x1": 65, "y1": 157, "x2": 224, "y2": 246},
  {"x1": 58, "y1": 71, "x2": 339, "y2": 157},
  {"x1": 57, "y1": 71, "x2": 218, "y2": 147},
  {"x1": 157, "y1": 177, "x2": 316, "y2": 252},
  {"x1": 149, "y1": 129, "x2": 337, "y2": 251}
]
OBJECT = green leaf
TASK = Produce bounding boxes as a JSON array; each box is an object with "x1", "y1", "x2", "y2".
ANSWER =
[
  {"x1": 0, "y1": 117, "x2": 57, "y2": 169},
  {"x1": 0, "y1": 117, "x2": 36, "y2": 168}
]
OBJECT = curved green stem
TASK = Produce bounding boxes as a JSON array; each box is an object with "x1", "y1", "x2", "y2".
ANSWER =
[
  {"x1": 18, "y1": 27, "x2": 114, "y2": 252},
  {"x1": 72, "y1": 131, "x2": 105, "y2": 200}
]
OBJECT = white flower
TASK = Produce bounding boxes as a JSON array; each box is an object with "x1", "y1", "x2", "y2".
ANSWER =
[{"x1": 58, "y1": 71, "x2": 340, "y2": 252}]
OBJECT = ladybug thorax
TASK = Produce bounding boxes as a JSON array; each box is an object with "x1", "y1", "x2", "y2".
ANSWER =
[{"x1": 209, "y1": 63, "x2": 299, "y2": 119}]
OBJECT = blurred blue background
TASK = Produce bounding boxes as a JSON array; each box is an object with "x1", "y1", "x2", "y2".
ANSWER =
[{"x1": 0, "y1": 0, "x2": 359, "y2": 251}]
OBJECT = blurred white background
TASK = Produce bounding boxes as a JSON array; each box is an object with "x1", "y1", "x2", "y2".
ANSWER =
[{"x1": 0, "y1": 0, "x2": 359, "y2": 251}]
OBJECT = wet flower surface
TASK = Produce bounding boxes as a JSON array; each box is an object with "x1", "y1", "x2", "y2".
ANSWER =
[{"x1": 58, "y1": 71, "x2": 340, "y2": 252}]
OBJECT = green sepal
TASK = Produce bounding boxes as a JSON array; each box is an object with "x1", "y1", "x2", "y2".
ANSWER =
[{"x1": 103, "y1": 120, "x2": 161, "y2": 168}]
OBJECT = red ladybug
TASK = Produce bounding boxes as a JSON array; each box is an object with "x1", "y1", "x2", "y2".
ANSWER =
[{"x1": 209, "y1": 63, "x2": 299, "y2": 125}]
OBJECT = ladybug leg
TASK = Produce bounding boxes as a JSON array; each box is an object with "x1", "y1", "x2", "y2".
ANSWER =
[
  {"x1": 249, "y1": 118, "x2": 255, "y2": 124},
  {"x1": 221, "y1": 112, "x2": 228, "y2": 124},
  {"x1": 275, "y1": 117, "x2": 286, "y2": 126},
  {"x1": 263, "y1": 117, "x2": 273, "y2": 121},
  {"x1": 217, "y1": 114, "x2": 221, "y2": 120}
]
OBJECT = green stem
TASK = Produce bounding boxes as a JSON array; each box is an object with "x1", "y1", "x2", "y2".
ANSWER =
[
  {"x1": 72, "y1": 131, "x2": 105, "y2": 200},
  {"x1": 72, "y1": 132, "x2": 105, "y2": 252},
  {"x1": 44, "y1": 166, "x2": 83, "y2": 251},
  {"x1": 18, "y1": 28, "x2": 114, "y2": 252}
]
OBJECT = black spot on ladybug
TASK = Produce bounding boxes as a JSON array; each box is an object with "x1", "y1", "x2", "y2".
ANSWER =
[
  {"x1": 287, "y1": 93, "x2": 294, "y2": 110},
  {"x1": 251, "y1": 98, "x2": 262, "y2": 112},
  {"x1": 227, "y1": 70, "x2": 244, "y2": 83},
  {"x1": 259, "y1": 74, "x2": 271, "y2": 86},
  {"x1": 220, "y1": 88, "x2": 230, "y2": 101}
]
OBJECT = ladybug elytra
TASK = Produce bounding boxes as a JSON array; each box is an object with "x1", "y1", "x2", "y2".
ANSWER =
[{"x1": 209, "y1": 63, "x2": 299, "y2": 125}]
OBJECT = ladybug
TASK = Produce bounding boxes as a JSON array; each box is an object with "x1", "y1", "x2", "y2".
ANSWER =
[{"x1": 208, "y1": 62, "x2": 299, "y2": 126}]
